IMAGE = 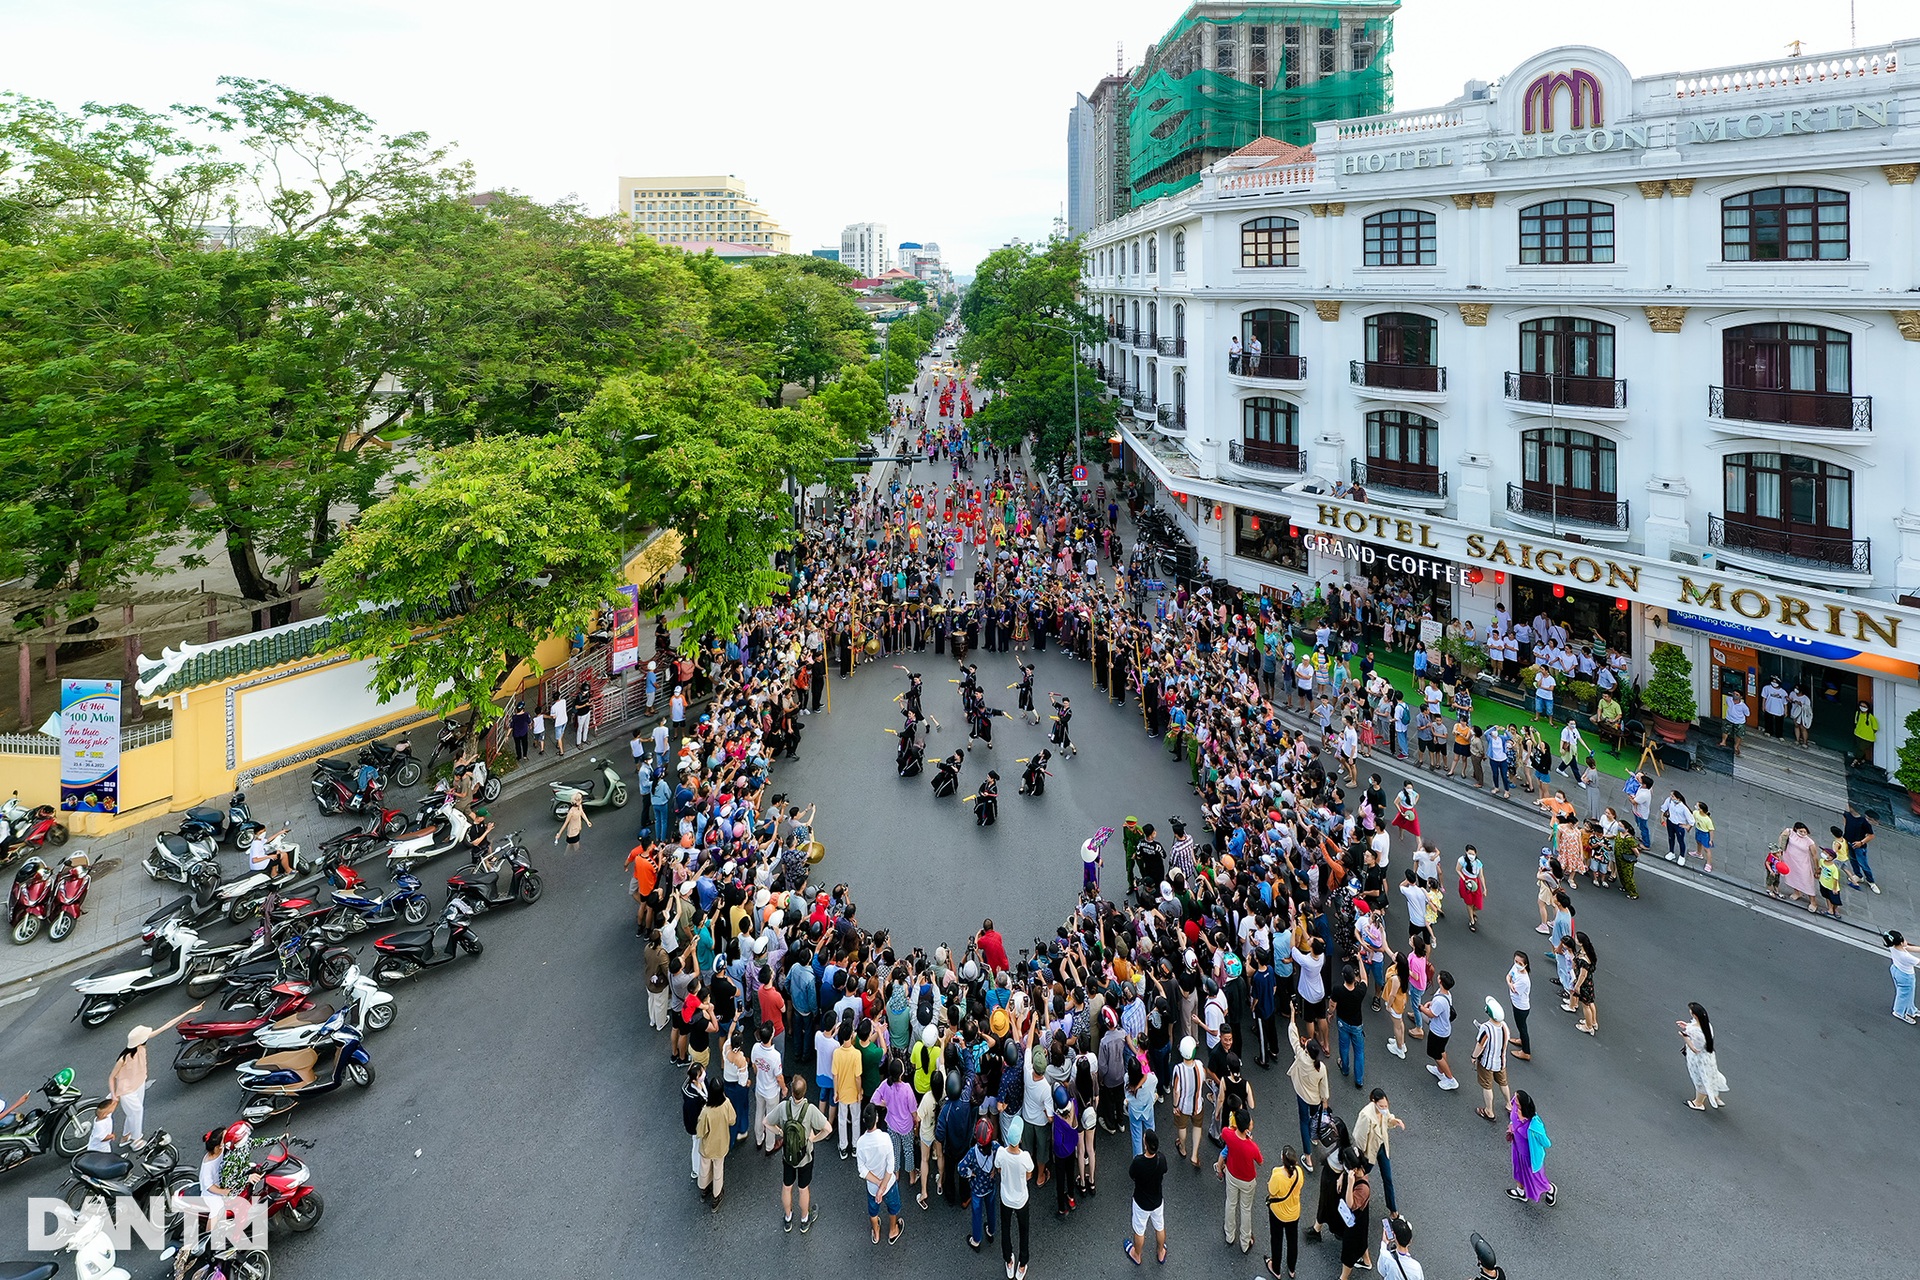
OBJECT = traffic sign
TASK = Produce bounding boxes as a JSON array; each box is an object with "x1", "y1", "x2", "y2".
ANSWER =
[{"x1": 1071, "y1": 464, "x2": 1088, "y2": 483}]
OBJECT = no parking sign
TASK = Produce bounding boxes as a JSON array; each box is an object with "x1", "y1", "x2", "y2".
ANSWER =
[{"x1": 1072, "y1": 464, "x2": 1088, "y2": 487}]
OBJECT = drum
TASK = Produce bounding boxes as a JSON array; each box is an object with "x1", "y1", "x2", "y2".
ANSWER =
[
  {"x1": 806, "y1": 840, "x2": 827, "y2": 865},
  {"x1": 865, "y1": 637, "x2": 881, "y2": 655}
]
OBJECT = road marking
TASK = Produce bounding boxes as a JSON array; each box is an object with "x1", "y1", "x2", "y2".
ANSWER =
[{"x1": 0, "y1": 986, "x2": 41, "y2": 1009}]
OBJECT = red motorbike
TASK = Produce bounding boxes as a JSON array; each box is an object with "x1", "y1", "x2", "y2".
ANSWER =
[
  {"x1": 48, "y1": 850, "x2": 91, "y2": 942},
  {"x1": 171, "y1": 982, "x2": 316, "y2": 1083},
  {"x1": 0, "y1": 803, "x2": 67, "y2": 867},
  {"x1": 310, "y1": 763, "x2": 407, "y2": 834},
  {"x1": 8, "y1": 856, "x2": 53, "y2": 944}
]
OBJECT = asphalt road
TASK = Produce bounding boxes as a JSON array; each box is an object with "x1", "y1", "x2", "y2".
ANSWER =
[{"x1": 0, "y1": 467, "x2": 1909, "y2": 1277}]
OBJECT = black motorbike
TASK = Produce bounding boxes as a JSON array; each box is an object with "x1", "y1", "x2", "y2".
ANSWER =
[
  {"x1": 177, "y1": 790, "x2": 263, "y2": 851},
  {"x1": 371, "y1": 899, "x2": 482, "y2": 981},
  {"x1": 0, "y1": 1069, "x2": 101, "y2": 1174},
  {"x1": 357, "y1": 736, "x2": 423, "y2": 789},
  {"x1": 60, "y1": 1127, "x2": 194, "y2": 1228},
  {"x1": 444, "y1": 835, "x2": 543, "y2": 914}
]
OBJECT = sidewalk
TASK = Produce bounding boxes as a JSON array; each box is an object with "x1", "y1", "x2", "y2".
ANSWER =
[{"x1": 0, "y1": 694, "x2": 688, "y2": 995}]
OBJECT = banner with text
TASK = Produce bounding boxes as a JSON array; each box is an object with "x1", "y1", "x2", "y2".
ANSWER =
[
  {"x1": 609, "y1": 585, "x2": 642, "y2": 675},
  {"x1": 59, "y1": 679, "x2": 121, "y2": 813}
]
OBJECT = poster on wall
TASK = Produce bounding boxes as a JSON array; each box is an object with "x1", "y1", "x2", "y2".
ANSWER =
[
  {"x1": 609, "y1": 585, "x2": 642, "y2": 675},
  {"x1": 1419, "y1": 619, "x2": 1443, "y2": 647},
  {"x1": 60, "y1": 679, "x2": 122, "y2": 813}
]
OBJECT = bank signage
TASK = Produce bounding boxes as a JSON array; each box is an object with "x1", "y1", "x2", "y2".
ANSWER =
[{"x1": 1303, "y1": 501, "x2": 1911, "y2": 660}]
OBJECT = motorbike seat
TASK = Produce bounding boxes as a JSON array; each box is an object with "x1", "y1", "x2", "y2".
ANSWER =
[
  {"x1": 393, "y1": 826, "x2": 436, "y2": 843},
  {"x1": 0, "y1": 1109, "x2": 35, "y2": 1134},
  {"x1": 160, "y1": 833, "x2": 191, "y2": 855},
  {"x1": 315, "y1": 756, "x2": 356, "y2": 773},
  {"x1": 90, "y1": 949, "x2": 147, "y2": 980},
  {"x1": 253, "y1": 1047, "x2": 319, "y2": 1079},
  {"x1": 271, "y1": 1004, "x2": 335, "y2": 1030},
  {"x1": 73, "y1": 1151, "x2": 132, "y2": 1182},
  {"x1": 184, "y1": 806, "x2": 224, "y2": 826},
  {"x1": 462, "y1": 868, "x2": 502, "y2": 889},
  {"x1": 557, "y1": 778, "x2": 593, "y2": 792},
  {"x1": 0, "y1": 1262, "x2": 59, "y2": 1280},
  {"x1": 382, "y1": 928, "x2": 434, "y2": 949}
]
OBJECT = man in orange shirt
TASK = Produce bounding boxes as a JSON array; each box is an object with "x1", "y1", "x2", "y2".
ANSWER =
[{"x1": 626, "y1": 839, "x2": 660, "y2": 937}]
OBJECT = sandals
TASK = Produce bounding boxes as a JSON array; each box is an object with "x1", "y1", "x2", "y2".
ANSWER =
[
  {"x1": 1475, "y1": 1108, "x2": 1497, "y2": 1122},
  {"x1": 1124, "y1": 1241, "x2": 1143, "y2": 1266},
  {"x1": 1686, "y1": 1099, "x2": 1706, "y2": 1111}
]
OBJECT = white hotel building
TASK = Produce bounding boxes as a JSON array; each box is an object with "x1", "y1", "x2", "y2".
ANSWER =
[{"x1": 1082, "y1": 41, "x2": 1920, "y2": 772}]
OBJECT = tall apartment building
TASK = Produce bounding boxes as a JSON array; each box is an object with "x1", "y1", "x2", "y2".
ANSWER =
[
  {"x1": 1068, "y1": 93, "x2": 1097, "y2": 235},
  {"x1": 1074, "y1": 2, "x2": 1396, "y2": 229},
  {"x1": 841, "y1": 222, "x2": 890, "y2": 276},
  {"x1": 618, "y1": 175, "x2": 792, "y2": 252},
  {"x1": 1082, "y1": 39, "x2": 1920, "y2": 770}
]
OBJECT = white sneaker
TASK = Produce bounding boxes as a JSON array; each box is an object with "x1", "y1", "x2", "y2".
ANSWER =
[
  {"x1": 1426, "y1": 1064, "x2": 1441, "y2": 1078},
  {"x1": 1664, "y1": 853, "x2": 1677, "y2": 862},
  {"x1": 1438, "y1": 1077, "x2": 1461, "y2": 1091}
]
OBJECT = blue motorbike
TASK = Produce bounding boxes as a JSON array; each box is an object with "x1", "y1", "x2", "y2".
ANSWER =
[
  {"x1": 323, "y1": 863, "x2": 430, "y2": 937},
  {"x1": 235, "y1": 1011, "x2": 373, "y2": 1122}
]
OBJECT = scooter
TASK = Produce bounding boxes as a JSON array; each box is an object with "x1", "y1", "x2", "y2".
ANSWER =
[
  {"x1": 371, "y1": 898, "x2": 482, "y2": 982},
  {"x1": 236, "y1": 1017, "x2": 373, "y2": 1122},
  {"x1": 172, "y1": 982, "x2": 318, "y2": 1083},
  {"x1": 8, "y1": 855, "x2": 53, "y2": 944},
  {"x1": 310, "y1": 762, "x2": 407, "y2": 832},
  {"x1": 60, "y1": 1127, "x2": 194, "y2": 1229},
  {"x1": 453, "y1": 754, "x2": 502, "y2": 804},
  {"x1": 205, "y1": 829, "x2": 318, "y2": 923},
  {"x1": 212, "y1": 912, "x2": 353, "y2": 998},
  {"x1": 48, "y1": 850, "x2": 92, "y2": 942},
  {"x1": 71, "y1": 921, "x2": 242, "y2": 1026},
  {"x1": 143, "y1": 827, "x2": 218, "y2": 884},
  {"x1": 445, "y1": 833, "x2": 543, "y2": 914},
  {"x1": 1, "y1": 790, "x2": 35, "y2": 841},
  {"x1": 548, "y1": 757, "x2": 628, "y2": 817},
  {"x1": 4, "y1": 804, "x2": 68, "y2": 860},
  {"x1": 357, "y1": 736, "x2": 423, "y2": 789},
  {"x1": 63, "y1": 1202, "x2": 133, "y2": 1280},
  {"x1": 236, "y1": 962, "x2": 393, "y2": 1037},
  {"x1": 0, "y1": 1068, "x2": 104, "y2": 1173},
  {"x1": 383, "y1": 799, "x2": 470, "y2": 870},
  {"x1": 171, "y1": 1131, "x2": 324, "y2": 1238},
  {"x1": 177, "y1": 790, "x2": 263, "y2": 850},
  {"x1": 325, "y1": 863, "x2": 430, "y2": 934}
]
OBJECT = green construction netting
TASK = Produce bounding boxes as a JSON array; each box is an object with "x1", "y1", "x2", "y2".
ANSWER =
[{"x1": 1128, "y1": 4, "x2": 1397, "y2": 206}]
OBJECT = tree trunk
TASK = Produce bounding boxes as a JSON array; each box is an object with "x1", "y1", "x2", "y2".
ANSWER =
[{"x1": 224, "y1": 527, "x2": 280, "y2": 608}]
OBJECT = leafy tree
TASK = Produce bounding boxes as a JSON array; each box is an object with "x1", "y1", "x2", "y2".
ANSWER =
[
  {"x1": 887, "y1": 277, "x2": 929, "y2": 305},
  {"x1": 972, "y1": 353, "x2": 1114, "y2": 467},
  {"x1": 323, "y1": 433, "x2": 625, "y2": 727}
]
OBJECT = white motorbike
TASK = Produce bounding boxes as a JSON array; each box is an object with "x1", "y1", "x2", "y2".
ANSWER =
[
  {"x1": 206, "y1": 829, "x2": 314, "y2": 924},
  {"x1": 2, "y1": 790, "x2": 33, "y2": 842},
  {"x1": 58, "y1": 1203, "x2": 131, "y2": 1280},
  {"x1": 384, "y1": 801, "x2": 470, "y2": 870},
  {"x1": 71, "y1": 920, "x2": 239, "y2": 1026},
  {"x1": 144, "y1": 827, "x2": 220, "y2": 884},
  {"x1": 255, "y1": 965, "x2": 396, "y2": 1041}
]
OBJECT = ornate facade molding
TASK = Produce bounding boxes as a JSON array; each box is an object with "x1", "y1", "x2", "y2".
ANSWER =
[
  {"x1": 1893, "y1": 310, "x2": 1920, "y2": 342},
  {"x1": 1636, "y1": 180, "x2": 1668, "y2": 199},
  {"x1": 1643, "y1": 305, "x2": 1689, "y2": 334},
  {"x1": 1665, "y1": 178, "x2": 1696, "y2": 198},
  {"x1": 1314, "y1": 300, "x2": 1343, "y2": 322},
  {"x1": 1884, "y1": 163, "x2": 1920, "y2": 186},
  {"x1": 1458, "y1": 302, "x2": 1492, "y2": 327}
]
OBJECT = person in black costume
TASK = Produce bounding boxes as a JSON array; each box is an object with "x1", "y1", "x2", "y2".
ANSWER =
[
  {"x1": 1019, "y1": 749, "x2": 1052, "y2": 797},
  {"x1": 1015, "y1": 662, "x2": 1038, "y2": 724},
  {"x1": 1049, "y1": 694, "x2": 1077, "y2": 757},
  {"x1": 973, "y1": 770, "x2": 1000, "y2": 826},
  {"x1": 931, "y1": 751, "x2": 964, "y2": 798},
  {"x1": 898, "y1": 737, "x2": 925, "y2": 777},
  {"x1": 896, "y1": 668, "x2": 924, "y2": 719},
  {"x1": 969, "y1": 703, "x2": 1006, "y2": 750}
]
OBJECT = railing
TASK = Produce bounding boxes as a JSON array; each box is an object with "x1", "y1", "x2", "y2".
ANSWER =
[
  {"x1": 1215, "y1": 162, "x2": 1319, "y2": 194},
  {"x1": 1132, "y1": 398, "x2": 1158, "y2": 419},
  {"x1": 0, "y1": 732, "x2": 57, "y2": 756},
  {"x1": 1230, "y1": 440, "x2": 1304, "y2": 472},
  {"x1": 1233, "y1": 352, "x2": 1308, "y2": 381},
  {"x1": 1504, "y1": 371, "x2": 1627, "y2": 410},
  {"x1": 1112, "y1": 325, "x2": 1131, "y2": 344},
  {"x1": 1157, "y1": 336, "x2": 1186, "y2": 357},
  {"x1": 1708, "y1": 385, "x2": 1871, "y2": 431},
  {"x1": 1351, "y1": 360, "x2": 1446, "y2": 392},
  {"x1": 1351, "y1": 458, "x2": 1448, "y2": 498},
  {"x1": 1334, "y1": 107, "x2": 1464, "y2": 141},
  {"x1": 1507, "y1": 482, "x2": 1630, "y2": 530},
  {"x1": 1133, "y1": 331, "x2": 1155, "y2": 349},
  {"x1": 1669, "y1": 49, "x2": 1897, "y2": 100},
  {"x1": 1156, "y1": 404, "x2": 1183, "y2": 430},
  {"x1": 1708, "y1": 513, "x2": 1870, "y2": 573}
]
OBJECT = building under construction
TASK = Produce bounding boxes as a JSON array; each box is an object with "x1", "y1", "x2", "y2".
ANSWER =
[{"x1": 1071, "y1": 1, "x2": 1397, "y2": 229}]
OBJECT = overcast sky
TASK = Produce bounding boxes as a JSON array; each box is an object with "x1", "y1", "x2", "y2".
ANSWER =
[{"x1": 3, "y1": 0, "x2": 1909, "y2": 274}]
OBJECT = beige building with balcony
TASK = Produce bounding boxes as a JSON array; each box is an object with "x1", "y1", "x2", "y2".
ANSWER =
[{"x1": 619, "y1": 175, "x2": 792, "y2": 252}]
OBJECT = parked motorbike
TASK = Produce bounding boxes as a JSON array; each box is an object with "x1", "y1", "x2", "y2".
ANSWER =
[
  {"x1": 548, "y1": 757, "x2": 628, "y2": 817},
  {"x1": 48, "y1": 850, "x2": 92, "y2": 942},
  {"x1": 1, "y1": 790, "x2": 35, "y2": 841},
  {"x1": 213, "y1": 912, "x2": 353, "y2": 998},
  {"x1": 164, "y1": 1231, "x2": 268, "y2": 1280},
  {"x1": 310, "y1": 761, "x2": 407, "y2": 832},
  {"x1": 8, "y1": 856, "x2": 53, "y2": 944},
  {"x1": 445, "y1": 833, "x2": 542, "y2": 914},
  {"x1": 383, "y1": 799, "x2": 471, "y2": 870},
  {"x1": 419, "y1": 719, "x2": 470, "y2": 777},
  {"x1": 72, "y1": 921, "x2": 242, "y2": 1025},
  {"x1": 452, "y1": 754, "x2": 502, "y2": 804},
  {"x1": 236, "y1": 1016, "x2": 373, "y2": 1122},
  {"x1": 232, "y1": 961, "x2": 392, "y2": 1036},
  {"x1": 3, "y1": 803, "x2": 68, "y2": 861},
  {"x1": 203, "y1": 828, "x2": 320, "y2": 923},
  {"x1": 143, "y1": 827, "x2": 218, "y2": 884},
  {"x1": 357, "y1": 736, "x2": 423, "y2": 790},
  {"x1": 60, "y1": 1127, "x2": 194, "y2": 1229},
  {"x1": 371, "y1": 898, "x2": 482, "y2": 982},
  {"x1": 325, "y1": 863, "x2": 430, "y2": 934},
  {"x1": 172, "y1": 982, "x2": 318, "y2": 1083},
  {"x1": 63, "y1": 1202, "x2": 133, "y2": 1280},
  {"x1": 177, "y1": 790, "x2": 263, "y2": 851},
  {"x1": 0, "y1": 1068, "x2": 103, "y2": 1173}
]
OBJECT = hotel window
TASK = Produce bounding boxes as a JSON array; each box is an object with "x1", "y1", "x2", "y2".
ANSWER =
[
  {"x1": 1722, "y1": 187, "x2": 1849, "y2": 261},
  {"x1": 1352, "y1": 27, "x2": 1374, "y2": 70},
  {"x1": 1172, "y1": 230, "x2": 1186, "y2": 272},
  {"x1": 1147, "y1": 237, "x2": 1157, "y2": 272},
  {"x1": 1241, "y1": 216, "x2": 1300, "y2": 268},
  {"x1": 1317, "y1": 27, "x2": 1335, "y2": 75},
  {"x1": 1284, "y1": 26, "x2": 1301, "y2": 88},
  {"x1": 1363, "y1": 209, "x2": 1437, "y2": 266},
  {"x1": 1519, "y1": 199, "x2": 1615, "y2": 263}
]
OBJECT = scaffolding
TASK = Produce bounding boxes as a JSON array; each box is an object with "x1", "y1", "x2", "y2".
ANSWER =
[{"x1": 1127, "y1": 3, "x2": 1397, "y2": 206}]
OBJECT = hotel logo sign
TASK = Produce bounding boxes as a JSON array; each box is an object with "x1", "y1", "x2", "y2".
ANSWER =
[{"x1": 1521, "y1": 70, "x2": 1604, "y2": 134}]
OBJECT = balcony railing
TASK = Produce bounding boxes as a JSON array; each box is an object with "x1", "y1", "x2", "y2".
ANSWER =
[
  {"x1": 1232, "y1": 353, "x2": 1307, "y2": 381},
  {"x1": 1156, "y1": 403, "x2": 1185, "y2": 429},
  {"x1": 1504, "y1": 371, "x2": 1627, "y2": 410},
  {"x1": 1157, "y1": 336, "x2": 1186, "y2": 357},
  {"x1": 1133, "y1": 331, "x2": 1155, "y2": 349},
  {"x1": 1230, "y1": 439, "x2": 1304, "y2": 472},
  {"x1": 1351, "y1": 360, "x2": 1447, "y2": 392},
  {"x1": 1708, "y1": 513, "x2": 1870, "y2": 572},
  {"x1": 1116, "y1": 383, "x2": 1137, "y2": 405},
  {"x1": 1708, "y1": 385, "x2": 1872, "y2": 431},
  {"x1": 1506, "y1": 482, "x2": 1629, "y2": 530},
  {"x1": 1351, "y1": 457, "x2": 1448, "y2": 497}
]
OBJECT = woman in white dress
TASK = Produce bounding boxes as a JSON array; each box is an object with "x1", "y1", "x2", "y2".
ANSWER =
[{"x1": 1678, "y1": 1002, "x2": 1728, "y2": 1111}]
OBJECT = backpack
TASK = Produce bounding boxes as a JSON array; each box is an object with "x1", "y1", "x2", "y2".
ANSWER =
[
  {"x1": 1346, "y1": 1172, "x2": 1371, "y2": 1213},
  {"x1": 917, "y1": 986, "x2": 937, "y2": 1029},
  {"x1": 780, "y1": 1102, "x2": 810, "y2": 1167}
]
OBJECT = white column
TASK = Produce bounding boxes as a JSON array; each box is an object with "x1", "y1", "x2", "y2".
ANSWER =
[
  {"x1": 1455, "y1": 305, "x2": 1493, "y2": 527},
  {"x1": 1641, "y1": 307, "x2": 1692, "y2": 560},
  {"x1": 1896, "y1": 315, "x2": 1920, "y2": 594},
  {"x1": 1888, "y1": 167, "x2": 1918, "y2": 293},
  {"x1": 1667, "y1": 180, "x2": 1694, "y2": 292},
  {"x1": 1635, "y1": 182, "x2": 1665, "y2": 291},
  {"x1": 1452, "y1": 195, "x2": 1475, "y2": 289}
]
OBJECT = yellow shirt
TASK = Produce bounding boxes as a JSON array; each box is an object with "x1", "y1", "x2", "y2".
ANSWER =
[
  {"x1": 1266, "y1": 1165, "x2": 1304, "y2": 1221},
  {"x1": 832, "y1": 1043, "x2": 864, "y2": 1104}
]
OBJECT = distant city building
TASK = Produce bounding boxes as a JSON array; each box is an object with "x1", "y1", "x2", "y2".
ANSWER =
[
  {"x1": 840, "y1": 222, "x2": 890, "y2": 276},
  {"x1": 1068, "y1": 93, "x2": 1097, "y2": 236},
  {"x1": 618, "y1": 175, "x2": 792, "y2": 252},
  {"x1": 811, "y1": 248, "x2": 841, "y2": 261}
]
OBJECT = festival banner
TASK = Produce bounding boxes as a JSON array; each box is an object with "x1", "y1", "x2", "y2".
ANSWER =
[
  {"x1": 609, "y1": 585, "x2": 642, "y2": 675},
  {"x1": 59, "y1": 679, "x2": 122, "y2": 813}
]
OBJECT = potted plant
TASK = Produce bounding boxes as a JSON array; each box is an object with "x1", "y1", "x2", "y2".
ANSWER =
[
  {"x1": 1562, "y1": 679, "x2": 1598, "y2": 713},
  {"x1": 1642, "y1": 641, "x2": 1699, "y2": 743},
  {"x1": 1436, "y1": 632, "x2": 1486, "y2": 678},
  {"x1": 1894, "y1": 707, "x2": 1920, "y2": 814}
]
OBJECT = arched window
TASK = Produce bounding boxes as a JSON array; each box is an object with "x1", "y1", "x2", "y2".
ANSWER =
[
  {"x1": 1516, "y1": 428, "x2": 1622, "y2": 527},
  {"x1": 1519, "y1": 199, "x2": 1614, "y2": 264},
  {"x1": 1721, "y1": 453, "x2": 1858, "y2": 567},
  {"x1": 1722, "y1": 187, "x2": 1849, "y2": 261},
  {"x1": 1359, "y1": 313, "x2": 1441, "y2": 391},
  {"x1": 1131, "y1": 239, "x2": 1141, "y2": 272},
  {"x1": 1363, "y1": 410, "x2": 1441, "y2": 493},
  {"x1": 1240, "y1": 216, "x2": 1300, "y2": 268},
  {"x1": 1147, "y1": 301, "x2": 1158, "y2": 342},
  {"x1": 1239, "y1": 397, "x2": 1301, "y2": 470},
  {"x1": 1147, "y1": 237, "x2": 1158, "y2": 272},
  {"x1": 1720, "y1": 323, "x2": 1858, "y2": 429},
  {"x1": 1516, "y1": 317, "x2": 1619, "y2": 407},
  {"x1": 1363, "y1": 209, "x2": 1437, "y2": 266},
  {"x1": 1173, "y1": 304, "x2": 1185, "y2": 341},
  {"x1": 1172, "y1": 230, "x2": 1187, "y2": 272},
  {"x1": 1238, "y1": 308, "x2": 1301, "y2": 379}
]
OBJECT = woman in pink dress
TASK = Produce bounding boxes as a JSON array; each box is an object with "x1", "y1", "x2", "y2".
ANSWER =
[{"x1": 1776, "y1": 822, "x2": 1818, "y2": 907}]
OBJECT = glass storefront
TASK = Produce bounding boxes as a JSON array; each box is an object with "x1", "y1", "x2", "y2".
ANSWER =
[
  {"x1": 1511, "y1": 575, "x2": 1632, "y2": 656},
  {"x1": 1235, "y1": 510, "x2": 1308, "y2": 572}
]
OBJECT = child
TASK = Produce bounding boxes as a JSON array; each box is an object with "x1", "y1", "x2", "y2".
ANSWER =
[
  {"x1": 1080, "y1": 827, "x2": 1114, "y2": 895},
  {"x1": 1815, "y1": 843, "x2": 1845, "y2": 918},
  {"x1": 531, "y1": 708, "x2": 548, "y2": 756},
  {"x1": 87, "y1": 1099, "x2": 116, "y2": 1152},
  {"x1": 1692, "y1": 802, "x2": 1715, "y2": 873}
]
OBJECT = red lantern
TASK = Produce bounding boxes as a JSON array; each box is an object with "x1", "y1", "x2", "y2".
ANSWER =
[
  {"x1": 1552, "y1": 584, "x2": 1565, "y2": 598},
  {"x1": 1466, "y1": 568, "x2": 1484, "y2": 585},
  {"x1": 1615, "y1": 597, "x2": 1630, "y2": 611},
  {"x1": 1493, "y1": 571, "x2": 1506, "y2": 585},
  {"x1": 1250, "y1": 515, "x2": 1261, "y2": 533},
  {"x1": 1287, "y1": 523, "x2": 1298, "y2": 537},
  {"x1": 1213, "y1": 504, "x2": 1224, "y2": 521}
]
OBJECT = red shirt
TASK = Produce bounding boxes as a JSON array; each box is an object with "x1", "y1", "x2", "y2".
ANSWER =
[
  {"x1": 758, "y1": 983, "x2": 786, "y2": 1035},
  {"x1": 978, "y1": 929, "x2": 1010, "y2": 974},
  {"x1": 1222, "y1": 1128, "x2": 1262, "y2": 1182}
]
